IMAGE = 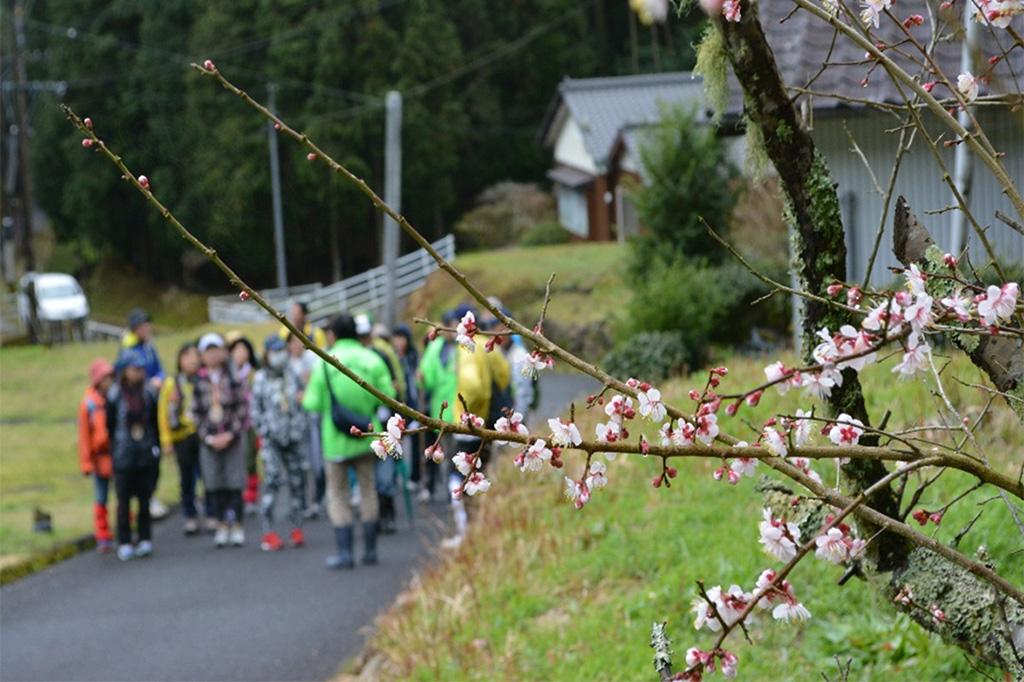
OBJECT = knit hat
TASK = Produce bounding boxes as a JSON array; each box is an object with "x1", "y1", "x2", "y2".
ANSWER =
[
  {"x1": 119, "y1": 347, "x2": 147, "y2": 369},
  {"x1": 89, "y1": 358, "x2": 114, "y2": 386},
  {"x1": 127, "y1": 308, "x2": 150, "y2": 330},
  {"x1": 264, "y1": 334, "x2": 287, "y2": 353}
]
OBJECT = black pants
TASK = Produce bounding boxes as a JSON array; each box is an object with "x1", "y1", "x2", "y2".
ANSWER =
[
  {"x1": 211, "y1": 489, "x2": 243, "y2": 523},
  {"x1": 174, "y1": 434, "x2": 201, "y2": 519},
  {"x1": 115, "y1": 467, "x2": 155, "y2": 544}
]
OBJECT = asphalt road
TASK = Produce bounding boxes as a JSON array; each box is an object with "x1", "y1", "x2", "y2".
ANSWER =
[{"x1": 0, "y1": 372, "x2": 598, "y2": 682}]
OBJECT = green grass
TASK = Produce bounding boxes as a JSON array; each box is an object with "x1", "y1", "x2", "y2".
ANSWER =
[
  {"x1": 0, "y1": 321, "x2": 273, "y2": 565},
  {"x1": 365, "y1": 351, "x2": 1021, "y2": 681},
  {"x1": 406, "y1": 243, "x2": 626, "y2": 356}
]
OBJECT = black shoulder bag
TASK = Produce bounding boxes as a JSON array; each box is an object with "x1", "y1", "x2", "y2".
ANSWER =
[{"x1": 322, "y1": 363, "x2": 373, "y2": 434}]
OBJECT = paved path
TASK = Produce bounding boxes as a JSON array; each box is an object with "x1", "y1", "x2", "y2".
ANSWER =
[{"x1": 0, "y1": 373, "x2": 597, "y2": 682}]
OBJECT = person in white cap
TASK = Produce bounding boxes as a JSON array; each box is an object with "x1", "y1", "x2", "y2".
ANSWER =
[{"x1": 191, "y1": 333, "x2": 250, "y2": 547}]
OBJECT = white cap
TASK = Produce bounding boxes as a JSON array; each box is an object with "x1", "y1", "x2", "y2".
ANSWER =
[
  {"x1": 354, "y1": 314, "x2": 372, "y2": 336},
  {"x1": 198, "y1": 332, "x2": 225, "y2": 352}
]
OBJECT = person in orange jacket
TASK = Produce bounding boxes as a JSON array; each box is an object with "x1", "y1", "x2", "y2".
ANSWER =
[{"x1": 78, "y1": 358, "x2": 116, "y2": 552}]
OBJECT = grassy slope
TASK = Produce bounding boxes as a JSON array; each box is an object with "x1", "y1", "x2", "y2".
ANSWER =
[
  {"x1": 84, "y1": 265, "x2": 210, "y2": 329},
  {"x1": 0, "y1": 322, "x2": 273, "y2": 564},
  {"x1": 365, "y1": 352, "x2": 1021, "y2": 681},
  {"x1": 405, "y1": 243, "x2": 625, "y2": 353}
]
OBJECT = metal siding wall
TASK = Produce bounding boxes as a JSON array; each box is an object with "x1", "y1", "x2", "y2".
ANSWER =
[{"x1": 812, "y1": 111, "x2": 1023, "y2": 286}]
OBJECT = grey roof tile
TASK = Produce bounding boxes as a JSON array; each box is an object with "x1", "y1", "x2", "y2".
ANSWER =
[{"x1": 555, "y1": 72, "x2": 706, "y2": 167}]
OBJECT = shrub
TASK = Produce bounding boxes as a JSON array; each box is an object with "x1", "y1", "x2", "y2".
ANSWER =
[
  {"x1": 617, "y1": 259, "x2": 791, "y2": 368},
  {"x1": 629, "y1": 105, "x2": 739, "y2": 274},
  {"x1": 453, "y1": 182, "x2": 556, "y2": 250},
  {"x1": 602, "y1": 331, "x2": 690, "y2": 382},
  {"x1": 520, "y1": 221, "x2": 570, "y2": 246}
]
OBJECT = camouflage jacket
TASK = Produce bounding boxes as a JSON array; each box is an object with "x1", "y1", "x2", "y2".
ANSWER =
[{"x1": 251, "y1": 367, "x2": 308, "y2": 448}]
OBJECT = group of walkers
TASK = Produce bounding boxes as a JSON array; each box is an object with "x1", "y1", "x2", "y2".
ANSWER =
[{"x1": 76, "y1": 300, "x2": 538, "y2": 567}]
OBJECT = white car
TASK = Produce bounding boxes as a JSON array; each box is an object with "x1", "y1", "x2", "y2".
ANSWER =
[{"x1": 17, "y1": 272, "x2": 90, "y2": 342}]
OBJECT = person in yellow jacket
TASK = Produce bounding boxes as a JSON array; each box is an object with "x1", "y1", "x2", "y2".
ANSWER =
[
  {"x1": 157, "y1": 342, "x2": 206, "y2": 535},
  {"x1": 420, "y1": 305, "x2": 510, "y2": 549}
]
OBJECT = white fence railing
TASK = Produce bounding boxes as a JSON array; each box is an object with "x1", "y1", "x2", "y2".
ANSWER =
[{"x1": 207, "y1": 234, "x2": 456, "y2": 325}]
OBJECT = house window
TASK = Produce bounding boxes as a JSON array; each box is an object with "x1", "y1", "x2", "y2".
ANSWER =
[{"x1": 555, "y1": 185, "x2": 588, "y2": 238}]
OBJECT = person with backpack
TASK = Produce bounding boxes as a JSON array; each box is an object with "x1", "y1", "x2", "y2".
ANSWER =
[
  {"x1": 158, "y1": 342, "x2": 206, "y2": 535},
  {"x1": 77, "y1": 358, "x2": 115, "y2": 553},
  {"x1": 356, "y1": 315, "x2": 405, "y2": 534},
  {"x1": 251, "y1": 335, "x2": 308, "y2": 552},
  {"x1": 393, "y1": 325, "x2": 432, "y2": 502},
  {"x1": 107, "y1": 349, "x2": 161, "y2": 561},
  {"x1": 420, "y1": 305, "x2": 511, "y2": 549},
  {"x1": 302, "y1": 314, "x2": 395, "y2": 569},
  {"x1": 119, "y1": 308, "x2": 167, "y2": 520},
  {"x1": 192, "y1": 333, "x2": 250, "y2": 548}
]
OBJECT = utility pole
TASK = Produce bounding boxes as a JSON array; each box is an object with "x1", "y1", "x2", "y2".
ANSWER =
[
  {"x1": 266, "y1": 83, "x2": 288, "y2": 290},
  {"x1": 13, "y1": 2, "x2": 36, "y2": 272},
  {"x1": 382, "y1": 90, "x2": 402, "y2": 328},
  {"x1": 949, "y1": 2, "x2": 978, "y2": 255}
]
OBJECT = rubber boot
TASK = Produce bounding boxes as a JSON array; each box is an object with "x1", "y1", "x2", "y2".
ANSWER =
[
  {"x1": 325, "y1": 525, "x2": 354, "y2": 570},
  {"x1": 379, "y1": 495, "x2": 397, "y2": 535},
  {"x1": 94, "y1": 502, "x2": 112, "y2": 543},
  {"x1": 362, "y1": 521, "x2": 379, "y2": 565}
]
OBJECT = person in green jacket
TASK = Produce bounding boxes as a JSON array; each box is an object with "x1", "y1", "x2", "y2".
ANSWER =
[{"x1": 302, "y1": 313, "x2": 396, "y2": 569}]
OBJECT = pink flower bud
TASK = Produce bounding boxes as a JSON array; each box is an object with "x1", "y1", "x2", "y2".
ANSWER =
[
  {"x1": 902, "y1": 13, "x2": 924, "y2": 26},
  {"x1": 688, "y1": 389, "x2": 701, "y2": 401},
  {"x1": 81, "y1": 138, "x2": 94, "y2": 149},
  {"x1": 846, "y1": 287, "x2": 863, "y2": 306},
  {"x1": 988, "y1": 55, "x2": 1001, "y2": 65},
  {"x1": 349, "y1": 425, "x2": 363, "y2": 436},
  {"x1": 745, "y1": 390, "x2": 762, "y2": 406},
  {"x1": 651, "y1": 476, "x2": 663, "y2": 488},
  {"x1": 639, "y1": 382, "x2": 651, "y2": 392},
  {"x1": 138, "y1": 175, "x2": 150, "y2": 190},
  {"x1": 922, "y1": 81, "x2": 936, "y2": 93},
  {"x1": 83, "y1": 117, "x2": 93, "y2": 130},
  {"x1": 929, "y1": 511, "x2": 943, "y2": 525},
  {"x1": 713, "y1": 467, "x2": 725, "y2": 481},
  {"x1": 274, "y1": 122, "x2": 282, "y2": 131},
  {"x1": 943, "y1": 253, "x2": 957, "y2": 268},
  {"x1": 239, "y1": 290, "x2": 250, "y2": 302},
  {"x1": 725, "y1": 402, "x2": 739, "y2": 417},
  {"x1": 306, "y1": 152, "x2": 317, "y2": 161},
  {"x1": 666, "y1": 466, "x2": 678, "y2": 479},
  {"x1": 827, "y1": 282, "x2": 844, "y2": 296},
  {"x1": 912, "y1": 509, "x2": 929, "y2": 525},
  {"x1": 712, "y1": 366, "x2": 728, "y2": 376},
  {"x1": 203, "y1": 59, "x2": 216, "y2": 71},
  {"x1": 640, "y1": 437, "x2": 650, "y2": 454},
  {"x1": 709, "y1": 376, "x2": 720, "y2": 388}
]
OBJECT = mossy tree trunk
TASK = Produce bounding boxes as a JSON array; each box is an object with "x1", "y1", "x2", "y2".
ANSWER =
[{"x1": 710, "y1": 3, "x2": 1024, "y2": 675}]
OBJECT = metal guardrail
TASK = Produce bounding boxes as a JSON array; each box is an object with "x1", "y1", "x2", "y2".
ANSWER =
[{"x1": 207, "y1": 234, "x2": 456, "y2": 325}]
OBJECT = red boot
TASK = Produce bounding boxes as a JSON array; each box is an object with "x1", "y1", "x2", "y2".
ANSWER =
[
  {"x1": 289, "y1": 528, "x2": 305, "y2": 548},
  {"x1": 94, "y1": 502, "x2": 112, "y2": 543},
  {"x1": 260, "y1": 531, "x2": 284, "y2": 552},
  {"x1": 243, "y1": 473, "x2": 260, "y2": 506}
]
